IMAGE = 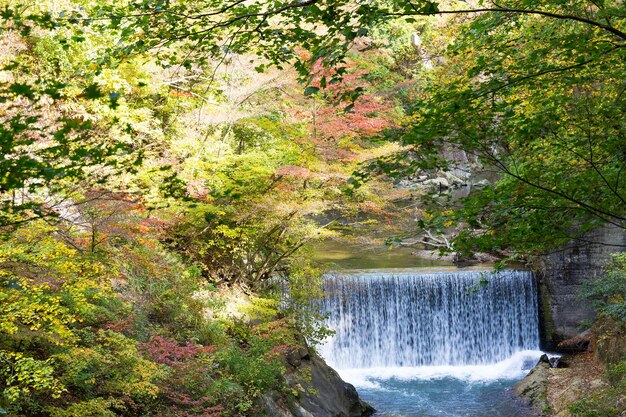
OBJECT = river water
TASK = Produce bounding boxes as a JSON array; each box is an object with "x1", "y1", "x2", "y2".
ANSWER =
[{"x1": 317, "y1": 269, "x2": 543, "y2": 416}]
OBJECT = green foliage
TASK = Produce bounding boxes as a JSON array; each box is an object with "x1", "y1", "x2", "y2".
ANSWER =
[
  {"x1": 0, "y1": 223, "x2": 164, "y2": 416},
  {"x1": 0, "y1": 352, "x2": 64, "y2": 404},
  {"x1": 0, "y1": 223, "x2": 112, "y2": 344},
  {"x1": 237, "y1": 296, "x2": 280, "y2": 322},
  {"x1": 583, "y1": 253, "x2": 626, "y2": 321},
  {"x1": 277, "y1": 259, "x2": 335, "y2": 347},
  {"x1": 569, "y1": 396, "x2": 621, "y2": 417},
  {"x1": 0, "y1": 2, "x2": 175, "y2": 227},
  {"x1": 384, "y1": 1, "x2": 626, "y2": 255},
  {"x1": 55, "y1": 330, "x2": 163, "y2": 400},
  {"x1": 109, "y1": 241, "x2": 222, "y2": 344},
  {"x1": 607, "y1": 360, "x2": 626, "y2": 384},
  {"x1": 571, "y1": 255, "x2": 626, "y2": 417},
  {"x1": 165, "y1": 111, "x2": 333, "y2": 288},
  {"x1": 0, "y1": 218, "x2": 305, "y2": 416},
  {"x1": 7, "y1": 1, "x2": 625, "y2": 415},
  {"x1": 1, "y1": 4, "x2": 358, "y2": 411},
  {"x1": 216, "y1": 341, "x2": 285, "y2": 399},
  {"x1": 49, "y1": 398, "x2": 121, "y2": 417},
  {"x1": 568, "y1": 359, "x2": 626, "y2": 417}
]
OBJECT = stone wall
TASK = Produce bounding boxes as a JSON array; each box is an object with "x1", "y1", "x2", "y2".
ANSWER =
[{"x1": 535, "y1": 224, "x2": 626, "y2": 350}]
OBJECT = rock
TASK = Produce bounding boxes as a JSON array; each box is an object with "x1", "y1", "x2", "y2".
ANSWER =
[
  {"x1": 514, "y1": 356, "x2": 552, "y2": 416},
  {"x1": 473, "y1": 179, "x2": 490, "y2": 187},
  {"x1": 556, "y1": 333, "x2": 591, "y2": 354},
  {"x1": 259, "y1": 395, "x2": 295, "y2": 417},
  {"x1": 453, "y1": 251, "x2": 502, "y2": 265},
  {"x1": 394, "y1": 179, "x2": 415, "y2": 188},
  {"x1": 286, "y1": 346, "x2": 310, "y2": 367},
  {"x1": 440, "y1": 171, "x2": 466, "y2": 187},
  {"x1": 261, "y1": 352, "x2": 374, "y2": 417},
  {"x1": 411, "y1": 250, "x2": 456, "y2": 262},
  {"x1": 423, "y1": 177, "x2": 449, "y2": 189},
  {"x1": 395, "y1": 169, "x2": 468, "y2": 191},
  {"x1": 411, "y1": 32, "x2": 422, "y2": 47}
]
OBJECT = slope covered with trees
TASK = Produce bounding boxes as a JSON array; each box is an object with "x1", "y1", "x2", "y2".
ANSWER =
[{"x1": 1, "y1": 1, "x2": 403, "y2": 415}]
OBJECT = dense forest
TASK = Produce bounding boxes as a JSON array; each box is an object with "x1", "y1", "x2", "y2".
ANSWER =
[{"x1": 0, "y1": 1, "x2": 624, "y2": 416}]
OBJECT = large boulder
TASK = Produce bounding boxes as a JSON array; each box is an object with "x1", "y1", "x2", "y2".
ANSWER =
[{"x1": 261, "y1": 348, "x2": 374, "y2": 417}]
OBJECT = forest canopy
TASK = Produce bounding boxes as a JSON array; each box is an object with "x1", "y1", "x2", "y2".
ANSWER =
[{"x1": 2, "y1": 0, "x2": 624, "y2": 251}]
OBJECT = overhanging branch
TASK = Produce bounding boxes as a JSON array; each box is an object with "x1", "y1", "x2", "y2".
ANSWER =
[{"x1": 389, "y1": 4, "x2": 626, "y2": 40}]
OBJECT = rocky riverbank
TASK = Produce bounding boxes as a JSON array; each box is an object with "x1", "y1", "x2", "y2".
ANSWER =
[
  {"x1": 260, "y1": 348, "x2": 375, "y2": 417},
  {"x1": 515, "y1": 322, "x2": 626, "y2": 417},
  {"x1": 515, "y1": 351, "x2": 608, "y2": 417},
  {"x1": 217, "y1": 288, "x2": 375, "y2": 417}
]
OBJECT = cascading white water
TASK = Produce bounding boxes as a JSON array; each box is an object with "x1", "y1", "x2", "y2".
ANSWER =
[{"x1": 318, "y1": 270, "x2": 540, "y2": 370}]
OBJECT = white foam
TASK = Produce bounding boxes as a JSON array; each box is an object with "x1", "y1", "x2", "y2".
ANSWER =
[{"x1": 334, "y1": 350, "x2": 545, "y2": 388}]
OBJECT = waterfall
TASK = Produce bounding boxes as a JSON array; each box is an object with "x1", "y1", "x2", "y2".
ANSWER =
[{"x1": 318, "y1": 270, "x2": 539, "y2": 370}]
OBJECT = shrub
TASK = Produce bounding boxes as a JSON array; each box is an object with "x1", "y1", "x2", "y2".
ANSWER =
[
  {"x1": 570, "y1": 255, "x2": 626, "y2": 417},
  {"x1": 582, "y1": 253, "x2": 626, "y2": 322}
]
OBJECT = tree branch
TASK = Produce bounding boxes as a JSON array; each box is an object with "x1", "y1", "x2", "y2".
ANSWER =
[{"x1": 388, "y1": 5, "x2": 626, "y2": 40}]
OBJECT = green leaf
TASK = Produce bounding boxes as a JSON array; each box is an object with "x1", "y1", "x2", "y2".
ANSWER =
[
  {"x1": 83, "y1": 84, "x2": 103, "y2": 99},
  {"x1": 304, "y1": 86, "x2": 320, "y2": 96}
]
